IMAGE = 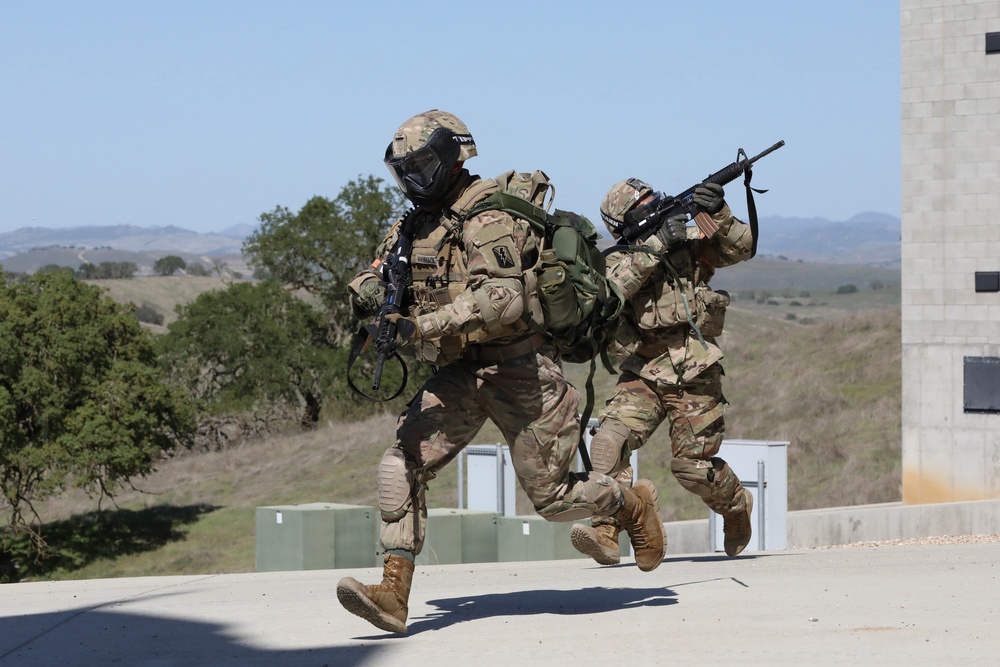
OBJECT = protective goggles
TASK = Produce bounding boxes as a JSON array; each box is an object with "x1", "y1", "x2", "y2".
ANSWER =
[{"x1": 384, "y1": 127, "x2": 465, "y2": 197}]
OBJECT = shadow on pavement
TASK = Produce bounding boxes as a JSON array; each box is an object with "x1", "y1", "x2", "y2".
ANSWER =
[
  {"x1": 408, "y1": 585, "x2": 677, "y2": 635},
  {"x1": 2, "y1": 504, "x2": 218, "y2": 583},
  {"x1": 0, "y1": 605, "x2": 386, "y2": 667}
]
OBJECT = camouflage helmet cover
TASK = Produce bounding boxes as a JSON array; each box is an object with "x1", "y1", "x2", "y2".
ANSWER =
[
  {"x1": 387, "y1": 109, "x2": 477, "y2": 162},
  {"x1": 600, "y1": 177, "x2": 654, "y2": 234}
]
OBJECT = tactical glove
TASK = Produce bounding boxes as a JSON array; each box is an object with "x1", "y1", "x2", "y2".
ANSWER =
[
  {"x1": 655, "y1": 215, "x2": 688, "y2": 249},
  {"x1": 383, "y1": 312, "x2": 421, "y2": 340},
  {"x1": 351, "y1": 280, "x2": 385, "y2": 319},
  {"x1": 692, "y1": 182, "x2": 725, "y2": 214}
]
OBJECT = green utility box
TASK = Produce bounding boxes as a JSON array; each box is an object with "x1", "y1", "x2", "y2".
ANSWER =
[
  {"x1": 417, "y1": 508, "x2": 501, "y2": 566},
  {"x1": 255, "y1": 502, "x2": 378, "y2": 572},
  {"x1": 497, "y1": 516, "x2": 627, "y2": 562}
]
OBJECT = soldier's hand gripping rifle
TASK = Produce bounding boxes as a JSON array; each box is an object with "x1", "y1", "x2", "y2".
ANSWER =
[
  {"x1": 370, "y1": 245, "x2": 411, "y2": 393},
  {"x1": 618, "y1": 140, "x2": 785, "y2": 258},
  {"x1": 347, "y1": 210, "x2": 421, "y2": 402}
]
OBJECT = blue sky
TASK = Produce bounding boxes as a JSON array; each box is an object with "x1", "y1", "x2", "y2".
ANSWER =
[{"x1": 1, "y1": 1, "x2": 900, "y2": 235}]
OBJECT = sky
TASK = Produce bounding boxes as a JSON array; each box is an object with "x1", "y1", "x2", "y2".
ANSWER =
[{"x1": 0, "y1": 1, "x2": 901, "y2": 235}]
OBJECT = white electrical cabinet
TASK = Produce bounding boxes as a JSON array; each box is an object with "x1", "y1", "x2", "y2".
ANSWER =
[
  {"x1": 708, "y1": 439, "x2": 789, "y2": 553},
  {"x1": 460, "y1": 444, "x2": 516, "y2": 516}
]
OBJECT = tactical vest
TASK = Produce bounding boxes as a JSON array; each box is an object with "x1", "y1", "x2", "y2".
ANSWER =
[
  {"x1": 629, "y1": 247, "x2": 731, "y2": 340},
  {"x1": 406, "y1": 219, "x2": 474, "y2": 364},
  {"x1": 403, "y1": 175, "x2": 540, "y2": 365}
]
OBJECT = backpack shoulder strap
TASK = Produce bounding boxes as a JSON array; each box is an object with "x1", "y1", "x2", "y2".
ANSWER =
[{"x1": 450, "y1": 177, "x2": 500, "y2": 218}]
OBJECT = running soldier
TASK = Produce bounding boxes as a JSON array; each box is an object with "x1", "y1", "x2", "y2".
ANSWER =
[
  {"x1": 570, "y1": 177, "x2": 755, "y2": 565},
  {"x1": 337, "y1": 111, "x2": 664, "y2": 634}
]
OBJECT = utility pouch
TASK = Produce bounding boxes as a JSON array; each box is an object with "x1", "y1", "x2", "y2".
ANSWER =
[
  {"x1": 437, "y1": 335, "x2": 466, "y2": 363},
  {"x1": 537, "y1": 249, "x2": 580, "y2": 331},
  {"x1": 696, "y1": 288, "x2": 730, "y2": 338}
]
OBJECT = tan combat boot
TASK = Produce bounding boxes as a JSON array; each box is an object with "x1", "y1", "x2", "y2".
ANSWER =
[
  {"x1": 336, "y1": 553, "x2": 414, "y2": 633},
  {"x1": 723, "y1": 488, "x2": 754, "y2": 557},
  {"x1": 570, "y1": 523, "x2": 622, "y2": 565},
  {"x1": 614, "y1": 479, "x2": 664, "y2": 572}
]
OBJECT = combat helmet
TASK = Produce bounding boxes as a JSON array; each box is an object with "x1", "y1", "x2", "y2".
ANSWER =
[
  {"x1": 384, "y1": 109, "x2": 476, "y2": 207},
  {"x1": 600, "y1": 177, "x2": 654, "y2": 237}
]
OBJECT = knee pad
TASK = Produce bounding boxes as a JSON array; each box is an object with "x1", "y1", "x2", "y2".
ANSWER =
[
  {"x1": 589, "y1": 419, "x2": 631, "y2": 475},
  {"x1": 377, "y1": 449, "x2": 414, "y2": 521}
]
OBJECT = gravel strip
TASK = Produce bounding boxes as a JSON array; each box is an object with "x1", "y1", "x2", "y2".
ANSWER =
[{"x1": 807, "y1": 534, "x2": 1000, "y2": 549}]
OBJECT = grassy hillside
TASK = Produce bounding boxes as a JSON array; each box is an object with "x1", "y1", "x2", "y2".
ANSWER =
[
  {"x1": 86, "y1": 275, "x2": 234, "y2": 325},
  {"x1": 0, "y1": 247, "x2": 249, "y2": 277},
  {"x1": 508, "y1": 303, "x2": 901, "y2": 523},
  {"x1": 712, "y1": 257, "x2": 899, "y2": 293},
  {"x1": 3, "y1": 265, "x2": 902, "y2": 581}
]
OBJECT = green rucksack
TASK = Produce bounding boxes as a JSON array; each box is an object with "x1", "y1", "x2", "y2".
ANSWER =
[{"x1": 464, "y1": 172, "x2": 624, "y2": 463}]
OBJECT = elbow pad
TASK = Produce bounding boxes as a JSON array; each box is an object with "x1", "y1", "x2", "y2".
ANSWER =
[{"x1": 472, "y1": 278, "x2": 525, "y2": 333}]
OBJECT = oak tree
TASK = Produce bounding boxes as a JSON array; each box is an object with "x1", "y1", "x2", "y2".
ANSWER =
[
  {"x1": 0, "y1": 270, "x2": 196, "y2": 546},
  {"x1": 243, "y1": 175, "x2": 404, "y2": 342}
]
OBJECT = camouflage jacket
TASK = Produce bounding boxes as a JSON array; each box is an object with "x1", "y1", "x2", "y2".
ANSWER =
[
  {"x1": 349, "y1": 171, "x2": 539, "y2": 365},
  {"x1": 606, "y1": 203, "x2": 753, "y2": 385}
]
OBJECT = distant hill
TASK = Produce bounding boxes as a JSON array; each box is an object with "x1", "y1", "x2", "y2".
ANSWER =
[
  {"x1": 216, "y1": 223, "x2": 256, "y2": 240},
  {"x1": 595, "y1": 212, "x2": 899, "y2": 268},
  {"x1": 0, "y1": 225, "x2": 248, "y2": 261},
  {"x1": 753, "y1": 212, "x2": 900, "y2": 267},
  {"x1": 0, "y1": 212, "x2": 901, "y2": 274}
]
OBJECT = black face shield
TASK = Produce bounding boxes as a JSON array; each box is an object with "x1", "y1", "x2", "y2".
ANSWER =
[{"x1": 384, "y1": 127, "x2": 464, "y2": 206}]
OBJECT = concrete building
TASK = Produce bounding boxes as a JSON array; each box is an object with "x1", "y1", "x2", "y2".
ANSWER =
[{"x1": 901, "y1": 1, "x2": 1000, "y2": 503}]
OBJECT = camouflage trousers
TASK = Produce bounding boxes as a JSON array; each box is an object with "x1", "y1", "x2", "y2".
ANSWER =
[
  {"x1": 378, "y1": 345, "x2": 623, "y2": 554},
  {"x1": 589, "y1": 364, "x2": 747, "y2": 525}
]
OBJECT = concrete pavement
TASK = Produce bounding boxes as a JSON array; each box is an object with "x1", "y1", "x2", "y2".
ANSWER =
[{"x1": 2, "y1": 541, "x2": 998, "y2": 666}]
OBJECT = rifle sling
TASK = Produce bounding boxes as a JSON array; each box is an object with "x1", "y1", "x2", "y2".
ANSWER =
[
  {"x1": 743, "y1": 167, "x2": 767, "y2": 258},
  {"x1": 346, "y1": 325, "x2": 409, "y2": 403}
]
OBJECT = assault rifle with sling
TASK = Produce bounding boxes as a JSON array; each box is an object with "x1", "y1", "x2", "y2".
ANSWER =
[
  {"x1": 617, "y1": 140, "x2": 785, "y2": 257},
  {"x1": 347, "y1": 208, "x2": 425, "y2": 402}
]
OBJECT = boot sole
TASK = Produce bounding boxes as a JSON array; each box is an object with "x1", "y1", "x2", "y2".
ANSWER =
[
  {"x1": 336, "y1": 578, "x2": 408, "y2": 634},
  {"x1": 634, "y1": 480, "x2": 667, "y2": 551},
  {"x1": 724, "y1": 490, "x2": 754, "y2": 557},
  {"x1": 631, "y1": 480, "x2": 665, "y2": 572},
  {"x1": 570, "y1": 524, "x2": 621, "y2": 565}
]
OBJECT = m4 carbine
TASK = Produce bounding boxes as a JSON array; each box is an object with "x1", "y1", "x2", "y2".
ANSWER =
[
  {"x1": 347, "y1": 208, "x2": 423, "y2": 402},
  {"x1": 371, "y1": 235, "x2": 412, "y2": 393},
  {"x1": 621, "y1": 140, "x2": 785, "y2": 248}
]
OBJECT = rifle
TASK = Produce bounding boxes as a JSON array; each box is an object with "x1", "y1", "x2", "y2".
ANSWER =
[
  {"x1": 619, "y1": 140, "x2": 785, "y2": 255},
  {"x1": 371, "y1": 239, "x2": 412, "y2": 393},
  {"x1": 347, "y1": 209, "x2": 422, "y2": 402}
]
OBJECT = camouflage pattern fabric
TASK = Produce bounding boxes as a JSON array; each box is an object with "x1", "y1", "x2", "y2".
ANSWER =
[
  {"x1": 379, "y1": 343, "x2": 624, "y2": 553},
  {"x1": 355, "y1": 171, "x2": 628, "y2": 554},
  {"x1": 599, "y1": 178, "x2": 653, "y2": 232},
  {"x1": 590, "y1": 365, "x2": 747, "y2": 526},
  {"x1": 412, "y1": 205, "x2": 533, "y2": 341},
  {"x1": 388, "y1": 109, "x2": 477, "y2": 161},
  {"x1": 348, "y1": 171, "x2": 541, "y2": 362},
  {"x1": 591, "y1": 180, "x2": 755, "y2": 525}
]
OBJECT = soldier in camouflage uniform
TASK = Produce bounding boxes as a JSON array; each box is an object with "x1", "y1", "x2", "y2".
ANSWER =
[
  {"x1": 336, "y1": 111, "x2": 664, "y2": 635},
  {"x1": 570, "y1": 177, "x2": 755, "y2": 566}
]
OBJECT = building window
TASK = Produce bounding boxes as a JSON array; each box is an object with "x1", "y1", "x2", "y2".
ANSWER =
[
  {"x1": 975, "y1": 272, "x2": 1000, "y2": 292},
  {"x1": 964, "y1": 357, "x2": 1000, "y2": 413},
  {"x1": 988, "y1": 32, "x2": 1000, "y2": 54}
]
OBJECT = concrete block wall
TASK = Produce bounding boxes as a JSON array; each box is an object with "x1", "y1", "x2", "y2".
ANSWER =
[
  {"x1": 665, "y1": 499, "x2": 1000, "y2": 554},
  {"x1": 901, "y1": 0, "x2": 1000, "y2": 503}
]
